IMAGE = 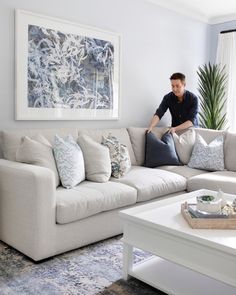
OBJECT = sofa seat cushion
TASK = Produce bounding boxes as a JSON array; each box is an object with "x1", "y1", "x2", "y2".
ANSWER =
[
  {"x1": 187, "y1": 171, "x2": 236, "y2": 194},
  {"x1": 159, "y1": 165, "x2": 207, "y2": 179},
  {"x1": 56, "y1": 181, "x2": 137, "y2": 224},
  {"x1": 111, "y1": 166, "x2": 186, "y2": 202}
]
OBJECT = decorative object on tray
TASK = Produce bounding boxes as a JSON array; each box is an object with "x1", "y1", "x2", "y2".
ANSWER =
[
  {"x1": 181, "y1": 190, "x2": 236, "y2": 229},
  {"x1": 196, "y1": 195, "x2": 222, "y2": 214}
]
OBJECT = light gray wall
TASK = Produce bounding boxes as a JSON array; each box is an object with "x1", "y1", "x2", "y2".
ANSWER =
[
  {"x1": 0, "y1": 0, "x2": 209, "y2": 129},
  {"x1": 209, "y1": 20, "x2": 236, "y2": 64}
]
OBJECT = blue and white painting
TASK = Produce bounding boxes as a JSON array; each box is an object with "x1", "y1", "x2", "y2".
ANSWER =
[{"x1": 28, "y1": 25, "x2": 114, "y2": 109}]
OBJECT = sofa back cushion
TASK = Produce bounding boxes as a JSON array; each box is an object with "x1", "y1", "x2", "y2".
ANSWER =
[
  {"x1": 194, "y1": 128, "x2": 225, "y2": 144},
  {"x1": 127, "y1": 127, "x2": 169, "y2": 166},
  {"x1": 77, "y1": 128, "x2": 137, "y2": 165},
  {"x1": 16, "y1": 134, "x2": 60, "y2": 187},
  {"x1": 224, "y1": 131, "x2": 236, "y2": 171},
  {"x1": 1, "y1": 128, "x2": 78, "y2": 161}
]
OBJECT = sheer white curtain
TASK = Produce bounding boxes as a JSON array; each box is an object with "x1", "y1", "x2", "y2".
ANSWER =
[{"x1": 216, "y1": 32, "x2": 236, "y2": 131}]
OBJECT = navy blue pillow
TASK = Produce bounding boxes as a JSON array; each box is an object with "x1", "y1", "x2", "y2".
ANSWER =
[{"x1": 144, "y1": 131, "x2": 180, "y2": 168}]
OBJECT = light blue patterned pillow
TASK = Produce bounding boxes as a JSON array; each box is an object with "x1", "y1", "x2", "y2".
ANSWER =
[
  {"x1": 188, "y1": 134, "x2": 224, "y2": 171},
  {"x1": 102, "y1": 134, "x2": 131, "y2": 178},
  {"x1": 53, "y1": 135, "x2": 85, "y2": 188}
]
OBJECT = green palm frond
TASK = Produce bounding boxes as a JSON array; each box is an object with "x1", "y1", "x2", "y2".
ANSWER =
[{"x1": 197, "y1": 62, "x2": 227, "y2": 130}]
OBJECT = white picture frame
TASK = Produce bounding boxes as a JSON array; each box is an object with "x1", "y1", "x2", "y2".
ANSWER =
[{"x1": 15, "y1": 10, "x2": 121, "y2": 120}]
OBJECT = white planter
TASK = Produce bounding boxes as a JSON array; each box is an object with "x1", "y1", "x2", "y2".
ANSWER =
[{"x1": 196, "y1": 195, "x2": 222, "y2": 214}]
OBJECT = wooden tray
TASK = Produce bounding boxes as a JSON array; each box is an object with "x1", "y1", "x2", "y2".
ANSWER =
[{"x1": 181, "y1": 202, "x2": 236, "y2": 229}]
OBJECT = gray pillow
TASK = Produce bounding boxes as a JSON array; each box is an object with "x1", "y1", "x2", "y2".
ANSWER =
[
  {"x1": 16, "y1": 134, "x2": 60, "y2": 187},
  {"x1": 145, "y1": 132, "x2": 180, "y2": 168},
  {"x1": 102, "y1": 134, "x2": 131, "y2": 178},
  {"x1": 53, "y1": 135, "x2": 85, "y2": 189},
  {"x1": 188, "y1": 134, "x2": 224, "y2": 171}
]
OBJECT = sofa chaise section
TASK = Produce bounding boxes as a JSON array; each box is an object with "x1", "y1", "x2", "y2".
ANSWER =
[{"x1": 187, "y1": 171, "x2": 236, "y2": 194}]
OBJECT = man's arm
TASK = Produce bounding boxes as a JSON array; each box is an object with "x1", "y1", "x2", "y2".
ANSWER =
[
  {"x1": 168, "y1": 120, "x2": 193, "y2": 134},
  {"x1": 147, "y1": 96, "x2": 169, "y2": 133},
  {"x1": 147, "y1": 115, "x2": 160, "y2": 133}
]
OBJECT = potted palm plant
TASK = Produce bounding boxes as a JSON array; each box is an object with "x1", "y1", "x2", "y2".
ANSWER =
[{"x1": 197, "y1": 63, "x2": 227, "y2": 130}]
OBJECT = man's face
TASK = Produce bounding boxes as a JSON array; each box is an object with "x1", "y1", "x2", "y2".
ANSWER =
[{"x1": 171, "y1": 79, "x2": 186, "y2": 98}]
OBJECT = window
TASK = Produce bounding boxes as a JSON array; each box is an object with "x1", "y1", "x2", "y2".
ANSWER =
[{"x1": 216, "y1": 31, "x2": 236, "y2": 131}]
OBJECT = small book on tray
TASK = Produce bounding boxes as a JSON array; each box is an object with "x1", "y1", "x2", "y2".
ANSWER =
[{"x1": 187, "y1": 204, "x2": 228, "y2": 219}]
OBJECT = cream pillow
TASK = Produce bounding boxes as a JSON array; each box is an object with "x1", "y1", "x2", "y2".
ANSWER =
[
  {"x1": 77, "y1": 134, "x2": 111, "y2": 182},
  {"x1": 16, "y1": 134, "x2": 60, "y2": 187},
  {"x1": 172, "y1": 129, "x2": 196, "y2": 164}
]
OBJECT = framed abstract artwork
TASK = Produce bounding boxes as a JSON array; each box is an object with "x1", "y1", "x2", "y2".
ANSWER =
[{"x1": 15, "y1": 10, "x2": 121, "y2": 120}]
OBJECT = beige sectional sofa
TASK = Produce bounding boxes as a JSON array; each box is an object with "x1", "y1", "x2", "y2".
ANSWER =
[{"x1": 0, "y1": 126, "x2": 235, "y2": 261}]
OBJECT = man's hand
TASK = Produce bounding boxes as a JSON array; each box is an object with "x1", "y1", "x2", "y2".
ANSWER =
[
  {"x1": 147, "y1": 127, "x2": 153, "y2": 133},
  {"x1": 147, "y1": 115, "x2": 160, "y2": 133},
  {"x1": 168, "y1": 127, "x2": 177, "y2": 134},
  {"x1": 168, "y1": 120, "x2": 193, "y2": 134}
]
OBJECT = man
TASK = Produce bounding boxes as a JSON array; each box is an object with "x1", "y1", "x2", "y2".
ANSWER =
[{"x1": 148, "y1": 73, "x2": 198, "y2": 134}]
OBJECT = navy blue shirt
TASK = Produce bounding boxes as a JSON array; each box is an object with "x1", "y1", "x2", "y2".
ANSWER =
[{"x1": 155, "y1": 90, "x2": 199, "y2": 127}]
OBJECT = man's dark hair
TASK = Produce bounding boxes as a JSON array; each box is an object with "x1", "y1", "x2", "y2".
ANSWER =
[{"x1": 170, "y1": 72, "x2": 185, "y2": 81}]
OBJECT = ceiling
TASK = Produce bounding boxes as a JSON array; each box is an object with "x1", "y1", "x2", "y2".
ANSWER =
[{"x1": 147, "y1": 0, "x2": 236, "y2": 24}]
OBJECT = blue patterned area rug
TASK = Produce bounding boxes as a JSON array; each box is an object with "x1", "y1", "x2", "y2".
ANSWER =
[{"x1": 0, "y1": 235, "x2": 166, "y2": 295}]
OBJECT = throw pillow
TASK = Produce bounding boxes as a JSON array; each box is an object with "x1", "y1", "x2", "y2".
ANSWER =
[
  {"x1": 144, "y1": 131, "x2": 180, "y2": 168},
  {"x1": 172, "y1": 129, "x2": 196, "y2": 164},
  {"x1": 102, "y1": 134, "x2": 131, "y2": 178},
  {"x1": 188, "y1": 134, "x2": 224, "y2": 171},
  {"x1": 53, "y1": 135, "x2": 85, "y2": 189},
  {"x1": 16, "y1": 134, "x2": 60, "y2": 187},
  {"x1": 77, "y1": 134, "x2": 111, "y2": 182}
]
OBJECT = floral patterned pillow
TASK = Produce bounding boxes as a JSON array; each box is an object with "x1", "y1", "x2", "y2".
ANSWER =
[{"x1": 102, "y1": 134, "x2": 131, "y2": 178}]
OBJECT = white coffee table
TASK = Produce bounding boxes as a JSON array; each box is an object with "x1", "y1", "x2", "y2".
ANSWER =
[{"x1": 119, "y1": 189, "x2": 236, "y2": 295}]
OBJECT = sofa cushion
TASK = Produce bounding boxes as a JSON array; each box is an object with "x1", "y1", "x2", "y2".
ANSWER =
[
  {"x1": 78, "y1": 128, "x2": 137, "y2": 165},
  {"x1": 102, "y1": 134, "x2": 131, "y2": 178},
  {"x1": 224, "y1": 131, "x2": 236, "y2": 171},
  {"x1": 172, "y1": 129, "x2": 196, "y2": 164},
  {"x1": 159, "y1": 165, "x2": 207, "y2": 179},
  {"x1": 1, "y1": 128, "x2": 78, "y2": 161},
  {"x1": 16, "y1": 134, "x2": 60, "y2": 187},
  {"x1": 56, "y1": 181, "x2": 137, "y2": 224},
  {"x1": 145, "y1": 132, "x2": 180, "y2": 167},
  {"x1": 77, "y1": 134, "x2": 111, "y2": 182},
  {"x1": 195, "y1": 128, "x2": 225, "y2": 143},
  {"x1": 53, "y1": 135, "x2": 85, "y2": 189},
  {"x1": 111, "y1": 166, "x2": 186, "y2": 202},
  {"x1": 188, "y1": 134, "x2": 224, "y2": 171},
  {"x1": 127, "y1": 127, "x2": 168, "y2": 166},
  {"x1": 187, "y1": 171, "x2": 236, "y2": 194}
]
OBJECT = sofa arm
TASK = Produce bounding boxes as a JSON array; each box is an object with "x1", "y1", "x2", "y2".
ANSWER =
[{"x1": 0, "y1": 159, "x2": 56, "y2": 260}]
